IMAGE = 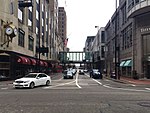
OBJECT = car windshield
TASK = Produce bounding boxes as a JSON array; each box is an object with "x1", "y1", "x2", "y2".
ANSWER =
[
  {"x1": 93, "y1": 69, "x2": 99, "y2": 72},
  {"x1": 67, "y1": 71, "x2": 72, "y2": 74},
  {"x1": 24, "y1": 74, "x2": 37, "y2": 78}
]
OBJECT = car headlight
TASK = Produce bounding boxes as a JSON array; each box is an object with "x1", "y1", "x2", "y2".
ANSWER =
[{"x1": 23, "y1": 81, "x2": 30, "y2": 83}]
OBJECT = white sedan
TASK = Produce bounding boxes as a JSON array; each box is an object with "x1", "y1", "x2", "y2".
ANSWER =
[{"x1": 13, "y1": 73, "x2": 51, "y2": 89}]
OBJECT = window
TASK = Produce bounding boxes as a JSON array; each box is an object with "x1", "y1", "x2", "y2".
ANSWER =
[
  {"x1": 18, "y1": 29, "x2": 25, "y2": 47},
  {"x1": 36, "y1": 27, "x2": 38, "y2": 34},
  {"x1": 121, "y1": 4, "x2": 127, "y2": 25},
  {"x1": 28, "y1": 7, "x2": 33, "y2": 30},
  {"x1": 28, "y1": 19, "x2": 32, "y2": 26},
  {"x1": 101, "y1": 31, "x2": 105, "y2": 43},
  {"x1": 28, "y1": 36, "x2": 34, "y2": 51},
  {"x1": 101, "y1": 46, "x2": 105, "y2": 58},
  {"x1": 18, "y1": 8, "x2": 23, "y2": 22},
  {"x1": 36, "y1": 10, "x2": 39, "y2": 20},
  {"x1": 121, "y1": 24, "x2": 132, "y2": 50},
  {"x1": 36, "y1": 0, "x2": 39, "y2": 4}
]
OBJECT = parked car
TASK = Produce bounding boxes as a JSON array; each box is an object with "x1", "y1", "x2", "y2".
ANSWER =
[
  {"x1": 79, "y1": 69, "x2": 84, "y2": 75},
  {"x1": 63, "y1": 71, "x2": 73, "y2": 79},
  {"x1": 90, "y1": 69, "x2": 103, "y2": 79},
  {"x1": 0, "y1": 75, "x2": 10, "y2": 81},
  {"x1": 13, "y1": 73, "x2": 51, "y2": 89}
]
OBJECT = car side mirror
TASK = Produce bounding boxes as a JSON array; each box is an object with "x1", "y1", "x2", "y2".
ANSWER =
[{"x1": 36, "y1": 77, "x2": 40, "y2": 79}]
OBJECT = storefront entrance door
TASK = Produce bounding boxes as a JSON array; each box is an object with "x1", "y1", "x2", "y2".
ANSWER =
[{"x1": 142, "y1": 34, "x2": 150, "y2": 79}]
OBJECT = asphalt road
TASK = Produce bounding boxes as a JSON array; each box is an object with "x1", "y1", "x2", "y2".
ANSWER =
[{"x1": 0, "y1": 72, "x2": 150, "y2": 113}]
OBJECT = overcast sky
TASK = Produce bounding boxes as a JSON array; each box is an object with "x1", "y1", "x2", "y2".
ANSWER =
[{"x1": 58, "y1": 0, "x2": 117, "y2": 51}]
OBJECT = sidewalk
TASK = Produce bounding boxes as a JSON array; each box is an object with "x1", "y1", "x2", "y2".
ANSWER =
[
  {"x1": 119, "y1": 76, "x2": 150, "y2": 85},
  {"x1": 0, "y1": 80, "x2": 13, "y2": 85}
]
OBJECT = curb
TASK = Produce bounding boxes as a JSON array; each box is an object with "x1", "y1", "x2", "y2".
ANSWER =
[
  {"x1": 104, "y1": 76, "x2": 150, "y2": 85},
  {"x1": 104, "y1": 76, "x2": 128, "y2": 84}
]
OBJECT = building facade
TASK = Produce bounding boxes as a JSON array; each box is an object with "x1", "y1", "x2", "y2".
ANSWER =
[
  {"x1": 49, "y1": 0, "x2": 59, "y2": 60},
  {"x1": 90, "y1": 28, "x2": 105, "y2": 72},
  {"x1": 0, "y1": 0, "x2": 64, "y2": 79},
  {"x1": 84, "y1": 36, "x2": 95, "y2": 70},
  {"x1": 58, "y1": 7, "x2": 67, "y2": 52},
  {"x1": 105, "y1": 0, "x2": 150, "y2": 79}
]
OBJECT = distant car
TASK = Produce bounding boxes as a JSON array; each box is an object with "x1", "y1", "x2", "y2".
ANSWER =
[
  {"x1": 63, "y1": 71, "x2": 73, "y2": 79},
  {"x1": 79, "y1": 69, "x2": 84, "y2": 75},
  {"x1": 13, "y1": 73, "x2": 51, "y2": 89},
  {"x1": 90, "y1": 69, "x2": 103, "y2": 79},
  {"x1": 0, "y1": 75, "x2": 10, "y2": 81},
  {"x1": 72, "y1": 69, "x2": 77, "y2": 75},
  {"x1": 84, "y1": 69, "x2": 88, "y2": 73}
]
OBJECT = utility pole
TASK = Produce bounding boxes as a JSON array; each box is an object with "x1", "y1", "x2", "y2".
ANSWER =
[{"x1": 114, "y1": 0, "x2": 119, "y2": 79}]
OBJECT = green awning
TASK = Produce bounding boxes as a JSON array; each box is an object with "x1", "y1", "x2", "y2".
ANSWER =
[
  {"x1": 120, "y1": 61, "x2": 126, "y2": 66},
  {"x1": 124, "y1": 60, "x2": 132, "y2": 67}
]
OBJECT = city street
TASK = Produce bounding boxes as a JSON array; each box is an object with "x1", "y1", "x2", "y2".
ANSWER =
[{"x1": 0, "y1": 72, "x2": 150, "y2": 113}]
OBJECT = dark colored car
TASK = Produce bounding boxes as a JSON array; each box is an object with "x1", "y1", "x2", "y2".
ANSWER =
[
  {"x1": 0, "y1": 75, "x2": 10, "y2": 81},
  {"x1": 90, "y1": 69, "x2": 103, "y2": 79},
  {"x1": 63, "y1": 70, "x2": 73, "y2": 79},
  {"x1": 79, "y1": 69, "x2": 84, "y2": 75}
]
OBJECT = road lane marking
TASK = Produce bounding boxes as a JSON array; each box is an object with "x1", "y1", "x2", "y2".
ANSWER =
[
  {"x1": 43, "y1": 80, "x2": 76, "y2": 89},
  {"x1": 76, "y1": 73, "x2": 82, "y2": 89},
  {"x1": 129, "y1": 84, "x2": 136, "y2": 86},
  {"x1": 1, "y1": 87, "x2": 8, "y2": 90},
  {"x1": 145, "y1": 88, "x2": 150, "y2": 91},
  {"x1": 92, "y1": 79, "x2": 102, "y2": 85},
  {"x1": 103, "y1": 84, "x2": 150, "y2": 92},
  {"x1": 85, "y1": 73, "x2": 102, "y2": 85}
]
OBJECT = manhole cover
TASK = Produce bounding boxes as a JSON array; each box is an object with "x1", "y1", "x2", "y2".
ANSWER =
[{"x1": 138, "y1": 102, "x2": 150, "y2": 107}]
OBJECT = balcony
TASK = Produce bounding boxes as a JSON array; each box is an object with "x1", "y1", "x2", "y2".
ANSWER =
[{"x1": 127, "y1": 0, "x2": 150, "y2": 18}]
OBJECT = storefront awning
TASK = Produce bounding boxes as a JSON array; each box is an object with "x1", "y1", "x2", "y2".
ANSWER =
[
  {"x1": 43, "y1": 62, "x2": 48, "y2": 67},
  {"x1": 120, "y1": 61, "x2": 126, "y2": 67},
  {"x1": 17, "y1": 56, "x2": 31, "y2": 65},
  {"x1": 40, "y1": 61, "x2": 45, "y2": 66},
  {"x1": 0, "y1": 53, "x2": 10, "y2": 56},
  {"x1": 30, "y1": 58, "x2": 36, "y2": 65},
  {"x1": 124, "y1": 60, "x2": 132, "y2": 67}
]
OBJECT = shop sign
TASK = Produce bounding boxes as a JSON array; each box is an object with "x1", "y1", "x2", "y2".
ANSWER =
[{"x1": 141, "y1": 27, "x2": 150, "y2": 33}]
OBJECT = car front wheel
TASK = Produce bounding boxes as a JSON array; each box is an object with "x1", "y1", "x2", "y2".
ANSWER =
[
  {"x1": 29, "y1": 82, "x2": 35, "y2": 89},
  {"x1": 46, "y1": 80, "x2": 50, "y2": 86}
]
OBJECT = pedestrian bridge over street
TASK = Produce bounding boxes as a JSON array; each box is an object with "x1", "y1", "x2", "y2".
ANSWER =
[{"x1": 59, "y1": 51, "x2": 92, "y2": 64}]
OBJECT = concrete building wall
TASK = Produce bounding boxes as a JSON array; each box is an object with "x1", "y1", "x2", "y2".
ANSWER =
[{"x1": 103, "y1": 0, "x2": 150, "y2": 78}]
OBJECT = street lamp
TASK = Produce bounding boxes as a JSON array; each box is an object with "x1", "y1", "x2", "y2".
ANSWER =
[{"x1": 95, "y1": 26, "x2": 100, "y2": 70}]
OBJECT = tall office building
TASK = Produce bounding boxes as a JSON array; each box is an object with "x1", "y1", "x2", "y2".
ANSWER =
[
  {"x1": 0, "y1": 0, "x2": 54, "y2": 79},
  {"x1": 49, "y1": 0, "x2": 59, "y2": 60},
  {"x1": 58, "y1": 7, "x2": 67, "y2": 52},
  {"x1": 105, "y1": 0, "x2": 150, "y2": 79}
]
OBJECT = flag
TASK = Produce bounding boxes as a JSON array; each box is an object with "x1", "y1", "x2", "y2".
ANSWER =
[
  {"x1": 64, "y1": 38, "x2": 68, "y2": 47},
  {"x1": 95, "y1": 26, "x2": 99, "y2": 28}
]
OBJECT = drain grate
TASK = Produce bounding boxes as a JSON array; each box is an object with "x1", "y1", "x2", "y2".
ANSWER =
[{"x1": 138, "y1": 102, "x2": 150, "y2": 107}]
